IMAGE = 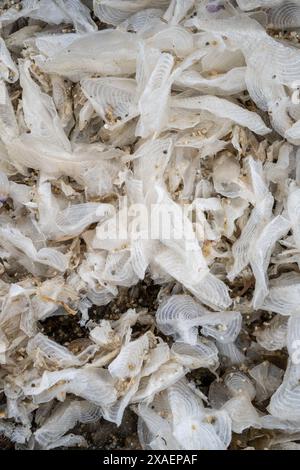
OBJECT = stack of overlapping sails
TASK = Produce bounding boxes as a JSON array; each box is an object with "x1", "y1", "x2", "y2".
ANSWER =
[{"x1": 2, "y1": 0, "x2": 300, "y2": 450}]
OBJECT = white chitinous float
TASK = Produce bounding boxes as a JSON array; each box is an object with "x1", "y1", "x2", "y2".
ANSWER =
[{"x1": 1, "y1": 0, "x2": 300, "y2": 451}]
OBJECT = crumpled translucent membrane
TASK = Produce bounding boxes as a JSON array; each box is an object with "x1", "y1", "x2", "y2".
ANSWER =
[{"x1": 1, "y1": 0, "x2": 300, "y2": 451}]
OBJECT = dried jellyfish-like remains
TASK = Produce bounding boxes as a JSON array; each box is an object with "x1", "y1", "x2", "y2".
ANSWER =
[{"x1": 0, "y1": 0, "x2": 300, "y2": 451}]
